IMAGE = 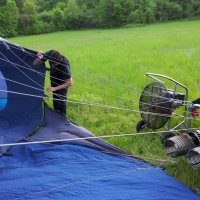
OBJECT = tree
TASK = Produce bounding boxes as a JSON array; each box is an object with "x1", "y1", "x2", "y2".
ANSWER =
[
  {"x1": 52, "y1": 7, "x2": 65, "y2": 30},
  {"x1": 172, "y1": 0, "x2": 191, "y2": 17},
  {"x1": 15, "y1": 0, "x2": 25, "y2": 11},
  {"x1": 168, "y1": 2, "x2": 182, "y2": 20},
  {"x1": 77, "y1": 0, "x2": 100, "y2": 9},
  {"x1": 189, "y1": 0, "x2": 200, "y2": 16},
  {"x1": 17, "y1": 0, "x2": 38, "y2": 34},
  {"x1": 127, "y1": 0, "x2": 156, "y2": 24},
  {"x1": 97, "y1": 0, "x2": 134, "y2": 27},
  {"x1": 0, "y1": 0, "x2": 7, "y2": 6},
  {"x1": 0, "y1": 0, "x2": 198, "y2": 37},
  {"x1": 35, "y1": 0, "x2": 67, "y2": 12},
  {"x1": 78, "y1": 3, "x2": 95, "y2": 28},
  {"x1": 64, "y1": 0, "x2": 80, "y2": 29},
  {"x1": 0, "y1": 0, "x2": 19, "y2": 37},
  {"x1": 155, "y1": 0, "x2": 169, "y2": 21}
]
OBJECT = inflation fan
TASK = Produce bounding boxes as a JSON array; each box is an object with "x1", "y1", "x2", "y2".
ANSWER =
[{"x1": 137, "y1": 73, "x2": 200, "y2": 170}]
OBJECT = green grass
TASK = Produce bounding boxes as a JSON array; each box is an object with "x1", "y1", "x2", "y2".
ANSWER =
[{"x1": 11, "y1": 20, "x2": 200, "y2": 194}]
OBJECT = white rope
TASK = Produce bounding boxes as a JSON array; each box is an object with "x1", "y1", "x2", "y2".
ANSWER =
[
  {"x1": 0, "y1": 75, "x2": 188, "y2": 117},
  {"x1": 0, "y1": 73, "x2": 177, "y2": 115},
  {"x1": 26, "y1": 50, "x2": 173, "y2": 103},
  {"x1": 0, "y1": 128, "x2": 199, "y2": 147},
  {"x1": 0, "y1": 51, "x2": 133, "y2": 106},
  {"x1": 0, "y1": 52, "x2": 44, "y2": 89},
  {"x1": 27, "y1": 52, "x2": 188, "y2": 104},
  {"x1": 2, "y1": 41, "x2": 194, "y2": 118},
  {"x1": 0, "y1": 89, "x2": 186, "y2": 119},
  {"x1": 9, "y1": 47, "x2": 75, "y2": 88},
  {"x1": 1, "y1": 41, "x2": 181, "y2": 103},
  {"x1": 0, "y1": 40, "x2": 197, "y2": 151},
  {"x1": 15, "y1": 45, "x2": 71, "y2": 77},
  {"x1": 0, "y1": 51, "x2": 73, "y2": 104},
  {"x1": 0, "y1": 56, "x2": 46, "y2": 77},
  {"x1": 9, "y1": 47, "x2": 46, "y2": 79},
  {"x1": 0, "y1": 55, "x2": 136, "y2": 107},
  {"x1": 76, "y1": 80, "x2": 188, "y2": 114},
  {"x1": 0, "y1": 56, "x2": 70, "y2": 89},
  {"x1": 0, "y1": 56, "x2": 72, "y2": 102},
  {"x1": 0, "y1": 52, "x2": 195, "y2": 130},
  {"x1": 1, "y1": 88, "x2": 197, "y2": 122},
  {"x1": 1, "y1": 41, "x2": 191, "y2": 114},
  {"x1": 0, "y1": 75, "x2": 45, "y2": 93},
  {"x1": 0, "y1": 68, "x2": 185, "y2": 115}
]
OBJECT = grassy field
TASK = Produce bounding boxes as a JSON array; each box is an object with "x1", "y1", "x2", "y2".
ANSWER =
[{"x1": 11, "y1": 20, "x2": 200, "y2": 194}]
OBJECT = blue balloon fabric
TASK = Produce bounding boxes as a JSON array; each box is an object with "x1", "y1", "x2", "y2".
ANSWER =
[{"x1": 0, "y1": 143, "x2": 200, "y2": 200}]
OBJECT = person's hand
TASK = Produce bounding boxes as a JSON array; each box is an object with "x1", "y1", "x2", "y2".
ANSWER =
[
  {"x1": 37, "y1": 51, "x2": 43, "y2": 59},
  {"x1": 47, "y1": 87, "x2": 56, "y2": 92}
]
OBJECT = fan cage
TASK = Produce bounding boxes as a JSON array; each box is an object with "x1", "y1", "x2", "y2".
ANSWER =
[{"x1": 139, "y1": 82, "x2": 172, "y2": 130}]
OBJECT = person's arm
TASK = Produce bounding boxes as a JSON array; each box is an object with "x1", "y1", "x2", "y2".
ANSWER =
[
  {"x1": 33, "y1": 51, "x2": 44, "y2": 65},
  {"x1": 47, "y1": 77, "x2": 72, "y2": 92}
]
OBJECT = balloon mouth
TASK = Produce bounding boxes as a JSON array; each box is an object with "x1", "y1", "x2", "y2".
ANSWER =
[
  {"x1": 0, "y1": 98, "x2": 7, "y2": 111},
  {"x1": 0, "y1": 71, "x2": 8, "y2": 111}
]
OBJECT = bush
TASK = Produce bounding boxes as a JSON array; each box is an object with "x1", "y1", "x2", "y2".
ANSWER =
[
  {"x1": 168, "y1": 2, "x2": 183, "y2": 20},
  {"x1": 0, "y1": 0, "x2": 19, "y2": 37}
]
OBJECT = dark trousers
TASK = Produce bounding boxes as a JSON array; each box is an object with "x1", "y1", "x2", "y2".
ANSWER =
[{"x1": 53, "y1": 88, "x2": 68, "y2": 115}]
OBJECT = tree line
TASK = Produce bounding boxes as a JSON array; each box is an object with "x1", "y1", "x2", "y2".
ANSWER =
[{"x1": 0, "y1": 0, "x2": 200, "y2": 37}]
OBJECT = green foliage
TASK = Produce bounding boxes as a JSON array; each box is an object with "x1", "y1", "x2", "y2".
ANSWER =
[
  {"x1": 17, "y1": 0, "x2": 38, "y2": 35},
  {"x1": 36, "y1": 0, "x2": 67, "y2": 12},
  {"x1": 39, "y1": 11, "x2": 53, "y2": 24},
  {"x1": 0, "y1": 0, "x2": 19, "y2": 37},
  {"x1": 77, "y1": 0, "x2": 99, "y2": 9},
  {"x1": 0, "y1": 0, "x2": 7, "y2": 6},
  {"x1": 155, "y1": 0, "x2": 183, "y2": 21},
  {"x1": 78, "y1": 4, "x2": 96, "y2": 28},
  {"x1": 167, "y1": 2, "x2": 183, "y2": 20},
  {"x1": 172, "y1": 0, "x2": 191, "y2": 17},
  {"x1": 64, "y1": 0, "x2": 80, "y2": 29},
  {"x1": 52, "y1": 7, "x2": 65, "y2": 30},
  {"x1": 127, "y1": 0, "x2": 156, "y2": 24},
  {"x1": 97, "y1": 0, "x2": 133, "y2": 27},
  {"x1": 190, "y1": 0, "x2": 200, "y2": 16},
  {"x1": 0, "y1": 0, "x2": 199, "y2": 37},
  {"x1": 15, "y1": 0, "x2": 25, "y2": 11}
]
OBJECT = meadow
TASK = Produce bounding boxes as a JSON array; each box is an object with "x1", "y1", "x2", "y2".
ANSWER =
[{"x1": 11, "y1": 20, "x2": 200, "y2": 194}]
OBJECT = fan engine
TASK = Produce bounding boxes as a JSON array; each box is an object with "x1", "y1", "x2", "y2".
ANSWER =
[
  {"x1": 137, "y1": 73, "x2": 200, "y2": 170},
  {"x1": 165, "y1": 130, "x2": 200, "y2": 170}
]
